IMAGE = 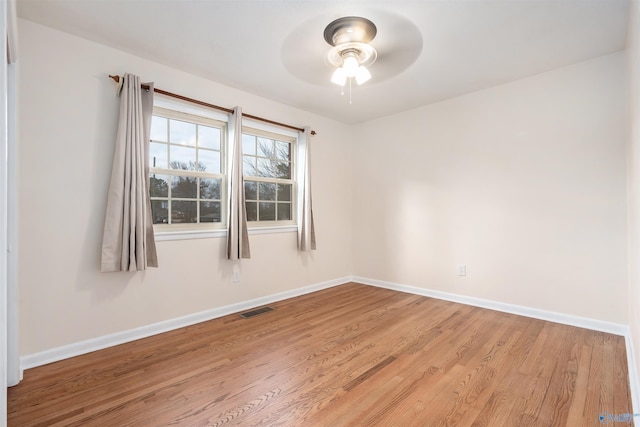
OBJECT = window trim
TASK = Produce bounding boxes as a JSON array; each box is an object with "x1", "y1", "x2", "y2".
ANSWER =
[{"x1": 154, "y1": 225, "x2": 297, "y2": 242}]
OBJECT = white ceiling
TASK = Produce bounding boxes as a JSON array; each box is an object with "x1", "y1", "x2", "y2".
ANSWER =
[{"x1": 17, "y1": 0, "x2": 630, "y2": 124}]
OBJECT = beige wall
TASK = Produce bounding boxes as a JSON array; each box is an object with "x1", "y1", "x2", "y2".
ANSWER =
[
  {"x1": 352, "y1": 52, "x2": 628, "y2": 323},
  {"x1": 627, "y1": 0, "x2": 640, "y2": 409},
  {"x1": 17, "y1": 20, "x2": 353, "y2": 355}
]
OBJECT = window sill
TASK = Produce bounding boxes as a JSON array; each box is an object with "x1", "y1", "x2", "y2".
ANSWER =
[
  {"x1": 249, "y1": 225, "x2": 297, "y2": 235},
  {"x1": 155, "y1": 225, "x2": 297, "y2": 242}
]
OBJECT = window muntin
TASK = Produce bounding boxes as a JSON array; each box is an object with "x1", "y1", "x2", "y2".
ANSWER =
[
  {"x1": 242, "y1": 128, "x2": 295, "y2": 225},
  {"x1": 149, "y1": 107, "x2": 226, "y2": 229}
]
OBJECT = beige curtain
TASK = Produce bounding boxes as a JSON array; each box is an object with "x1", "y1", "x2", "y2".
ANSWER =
[
  {"x1": 297, "y1": 126, "x2": 316, "y2": 251},
  {"x1": 227, "y1": 107, "x2": 250, "y2": 259},
  {"x1": 101, "y1": 73, "x2": 158, "y2": 272}
]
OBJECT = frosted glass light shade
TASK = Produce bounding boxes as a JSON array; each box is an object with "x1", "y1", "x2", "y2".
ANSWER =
[
  {"x1": 355, "y1": 66, "x2": 371, "y2": 85},
  {"x1": 331, "y1": 67, "x2": 347, "y2": 86},
  {"x1": 343, "y1": 56, "x2": 359, "y2": 77}
]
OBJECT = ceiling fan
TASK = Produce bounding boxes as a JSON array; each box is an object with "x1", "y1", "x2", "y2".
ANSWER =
[
  {"x1": 280, "y1": 11, "x2": 423, "y2": 105},
  {"x1": 323, "y1": 16, "x2": 378, "y2": 87}
]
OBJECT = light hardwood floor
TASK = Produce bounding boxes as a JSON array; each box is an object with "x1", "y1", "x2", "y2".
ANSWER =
[{"x1": 8, "y1": 283, "x2": 633, "y2": 426}]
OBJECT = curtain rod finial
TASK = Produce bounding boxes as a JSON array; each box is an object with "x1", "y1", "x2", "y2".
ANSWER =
[{"x1": 109, "y1": 74, "x2": 124, "y2": 96}]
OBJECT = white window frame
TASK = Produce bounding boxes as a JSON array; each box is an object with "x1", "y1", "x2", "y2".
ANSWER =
[
  {"x1": 149, "y1": 104, "x2": 227, "y2": 233},
  {"x1": 242, "y1": 122, "x2": 297, "y2": 228}
]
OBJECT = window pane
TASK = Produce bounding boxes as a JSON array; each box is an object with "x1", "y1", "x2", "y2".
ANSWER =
[
  {"x1": 150, "y1": 116, "x2": 168, "y2": 142},
  {"x1": 242, "y1": 134, "x2": 256, "y2": 155},
  {"x1": 244, "y1": 181, "x2": 257, "y2": 200},
  {"x1": 171, "y1": 176, "x2": 197, "y2": 198},
  {"x1": 259, "y1": 182, "x2": 276, "y2": 201},
  {"x1": 172, "y1": 200, "x2": 197, "y2": 223},
  {"x1": 170, "y1": 119, "x2": 196, "y2": 146},
  {"x1": 277, "y1": 202, "x2": 291, "y2": 221},
  {"x1": 275, "y1": 161, "x2": 291, "y2": 179},
  {"x1": 151, "y1": 200, "x2": 168, "y2": 224},
  {"x1": 257, "y1": 158, "x2": 274, "y2": 178},
  {"x1": 198, "y1": 149, "x2": 221, "y2": 174},
  {"x1": 200, "y1": 178, "x2": 221, "y2": 200},
  {"x1": 199, "y1": 126, "x2": 220, "y2": 150},
  {"x1": 246, "y1": 201, "x2": 257, "y2": 221},
  {"x1": 257, "y1": 137, "x2": 274, "y2": 157},
  {"x1": 149, "y1": 174, "x2": 169, "y2": 197},
  {"x1": 277, "y1": 184, "x2": 291, "y2": 201},
  {"x1": 275, "y1": 141, "x2": 290, "y2": 161},
  {"x1": 150, "y1": 142, "x2": 168, "y2": 169},
  {"x1": 170, "y1": 146, "x2": 197, "y2": 170},
  {"x1": 259, "y1": 202, "x2": 276, "y2": 221},
  {"x1": 200, "y1": 201, "x2": 221, "y2": 223},
  {"x1": 243, "y1": 156, "x2": 257, "y2": 176}
]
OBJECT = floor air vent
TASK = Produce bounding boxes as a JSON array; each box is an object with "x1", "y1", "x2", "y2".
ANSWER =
[{"x1": 240, "y1": 306, "x2": 275, "y2": 318}]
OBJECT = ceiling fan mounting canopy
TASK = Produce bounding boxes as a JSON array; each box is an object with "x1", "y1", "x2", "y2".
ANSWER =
[{"x1": 323, "y1": 16, "x2": 377, "y2": 46}]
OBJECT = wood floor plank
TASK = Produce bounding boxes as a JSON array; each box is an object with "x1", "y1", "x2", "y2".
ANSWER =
[
  {"x1": 7, "y1": 283, "x2": 633, "y2": 426},
  {"x1": 566, "y1": 344, "x2": 593, "y2": 425},
  {"x1": 535, "y1": 325, "x2": 579, "y2": 426}
]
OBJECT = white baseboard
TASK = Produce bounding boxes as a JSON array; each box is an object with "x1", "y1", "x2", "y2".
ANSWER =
[
  {"x1": 20, "y1": 276, "x2": 349, "y2": 370},
  {"x1": 353, "y1": 276, "x2": 628, "y2": 335},
  {"x1": 625, "y1": 331, "x2": 640, "y2": 415}
]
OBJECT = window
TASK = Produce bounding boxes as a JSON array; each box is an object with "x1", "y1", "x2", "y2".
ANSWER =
[
  {"x1": 148, "y1": 102, "x2": 299, "y2": 238},
  {"x1": 242, "y1": 128, "x2": 295, "y2": 225},
  {"x1": 149, "y1": 107, "x2": 226, "y2": 229}
]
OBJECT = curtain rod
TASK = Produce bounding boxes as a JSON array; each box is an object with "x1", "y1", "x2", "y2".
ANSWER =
[{"x1": 108, "y1": 75, "x2": 316, "y2": 135}]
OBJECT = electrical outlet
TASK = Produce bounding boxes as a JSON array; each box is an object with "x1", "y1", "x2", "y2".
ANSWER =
[
  {"x1": 232, "y1": 265, "x2": 240, "y2": 283},
  {"x1": 457, "y1": 265, "x2": 466, "y2": 276}
]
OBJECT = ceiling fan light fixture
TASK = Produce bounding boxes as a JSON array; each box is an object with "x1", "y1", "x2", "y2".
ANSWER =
[
  {"x1": 342, "y1": 54, "x2": 359, "y2": 77},
  {"x1": 331, "y1": 67, "x2": 347, "y2": 86}
]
